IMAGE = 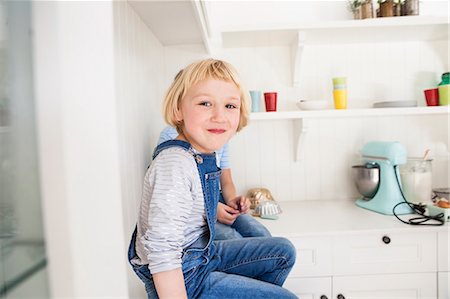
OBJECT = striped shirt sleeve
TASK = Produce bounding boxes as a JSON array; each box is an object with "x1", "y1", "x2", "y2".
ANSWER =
[{"x1": 140, "y1": 148, "x2": 202, "y2": 274}]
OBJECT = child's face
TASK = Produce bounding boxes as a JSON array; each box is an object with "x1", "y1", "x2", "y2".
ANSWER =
[{"x1": 177, "y1": 79, "x2": 241, "y2": 153}]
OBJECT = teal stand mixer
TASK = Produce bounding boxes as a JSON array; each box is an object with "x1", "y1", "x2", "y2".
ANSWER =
[{"x1": 353, "y1": 141, "x2": 413, "y2": 215}]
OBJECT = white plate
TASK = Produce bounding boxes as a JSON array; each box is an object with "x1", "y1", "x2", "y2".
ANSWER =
[
  {"x1": 373, "y1": 100, "x2": 417, "y2": 108},
  {"x1": 296, "y1": 100, "x2": 329, "y2": 110}
]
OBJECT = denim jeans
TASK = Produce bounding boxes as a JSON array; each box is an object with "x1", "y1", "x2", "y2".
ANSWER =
[
  {"x1": 215, "y1": 214, "x2": 272, "y2": 240},
  {"x1": 186, "y1": 237, "x2": 298, "y2": 298},
  {"x1": 215, "y1": 195, "x2": 272, "y2": 240}
]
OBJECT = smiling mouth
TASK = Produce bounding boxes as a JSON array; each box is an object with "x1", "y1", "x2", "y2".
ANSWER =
[{"x1": 208, "y1": 129, "x2": 226, "y2": 134}]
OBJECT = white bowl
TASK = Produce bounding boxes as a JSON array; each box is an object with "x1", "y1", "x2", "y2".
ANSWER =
[{"x1": 296, "y1": 100, "x2": 329, "y2": 110}]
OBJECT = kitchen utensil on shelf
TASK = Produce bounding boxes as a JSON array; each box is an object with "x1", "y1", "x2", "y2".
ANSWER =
[
  {"x1": 353, "y1": 141, "x2": 413, "y2": 215},
  {"x1": 422, "y1": 149, "x2": 430, "y2": 160},
  {"x1": 246, "y1": 188, "x2": 275, "y2": 209},
  {"x1": 253, "y1": 200, "x2": 282, "y2": 220},
  {"x1": 403, "y1": 0, "x2": 419, "y2": 15},
  {"x1": 373, "y1": 100, "x2": 417, "y2": 108},
  {"x1": 351, "y1": 164, "x2": 380, "y2": 199},
  {"x1": 249, "y1": 90, "x2": 261, "y2": 112},
  {"x1": 263, "y1": 92, "x2": 277, "y2": 112},
  {"x1": 438, "y1": 72, "x2": 450, "y2": 106},
  {"x1": 296, "y1": 100, "x2": 329, "y2": 110},
  {"x1": 332, "y1": 77, "x2": 347, "y2": 110},
  {"x1": 424, "y1": 88, "x2": 439, "y2": 106}
]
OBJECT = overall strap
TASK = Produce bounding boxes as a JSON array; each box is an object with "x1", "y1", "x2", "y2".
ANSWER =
[{"x1": 152, "y1": 139, "x2": 193, "y2": 160}]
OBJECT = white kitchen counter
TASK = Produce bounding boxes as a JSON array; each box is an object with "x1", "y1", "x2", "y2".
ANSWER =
[
  {"x1": 255, "y1": 200, "x2": 450, "y2": 298},
  {"x1": 256, "y1": 199, "x2": 450, "y2": 237}
]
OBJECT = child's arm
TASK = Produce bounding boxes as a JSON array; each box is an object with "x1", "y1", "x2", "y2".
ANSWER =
[
  {"x1": 220, "y1": 168, "x2": 237, "y2": 203},
  {"x1": 153, "y1": 268, "x2": 187, "y2": 299},
  {"x1": 220, "y1": 168, "x2": 250, "y2": 213}
]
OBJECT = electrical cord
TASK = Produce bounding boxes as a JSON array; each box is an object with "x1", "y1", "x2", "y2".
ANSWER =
[{"x1": 392, "y1": 165, "x2": 445, "y2": 226}]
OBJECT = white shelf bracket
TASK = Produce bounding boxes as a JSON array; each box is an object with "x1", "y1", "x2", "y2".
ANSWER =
[
  {"x1": 291, "y1": 30, "x2": 306, "y2": 87},
  {"x1": 293, "y1": 118, "x2": 309, "y2": 161}
]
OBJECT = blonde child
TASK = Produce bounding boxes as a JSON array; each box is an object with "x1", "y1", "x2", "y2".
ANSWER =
[{"x1": 128, "y1": 59, "x2": 297, "y2": 298}]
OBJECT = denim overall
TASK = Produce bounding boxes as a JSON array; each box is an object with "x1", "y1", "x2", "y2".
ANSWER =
[{"x1": 128, "y1": 140, "x2": 222, "y2": 298}]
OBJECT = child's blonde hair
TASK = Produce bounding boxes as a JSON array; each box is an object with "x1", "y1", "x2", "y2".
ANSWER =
[{"x1": 163, "y1": 59, "x2": 250, "y2": 134}]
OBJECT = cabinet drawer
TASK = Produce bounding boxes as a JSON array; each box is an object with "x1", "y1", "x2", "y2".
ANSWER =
[
  {"x1": 438, "y1": 231, "x2": 449, "y2": 272},
  {"x1": 333, "y1": 231, "x2": 437, "y2": 275},
  {"x1": 288, "y1": 236, "x2": 332, "y2": 277},
  {"x1": 333, "y1": 272, "x2": 437, "y2": 299},
  {"x1": 438, "y1": 272, "x2": 449, "y2": 299},
  {"x1": 284, "y1": 277, "x2": 331, "y2": 299}
]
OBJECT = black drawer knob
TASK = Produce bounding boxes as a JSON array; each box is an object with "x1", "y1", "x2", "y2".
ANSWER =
[
  {"x1": 320, "y1": 296, "x2": 328, "y2": 299},
  {"x1": 382, "y1": 235, "x2": 391, "y2": 244},
  {"x1": 337, "y1": 294, "x2": 345, "y2": 299}
]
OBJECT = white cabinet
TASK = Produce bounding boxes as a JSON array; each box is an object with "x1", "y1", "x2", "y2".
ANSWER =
[
  {"x1": 258, "y1": 200, "x2": 449, "y2": 299},
  {"x1": 284, "y1": 277, "x2": 331, "y2": 299},
  {"x1": 289, "y1": 236, "x2": 332, "y2": 277},
  {"x1": 333, "y1": 273, "x2": 436, "y2": 299},
  {"x1": 333, "y1": 231, "x2": 436, "y2": 275},
  {"x1": 438, "y1": 231, "x2": 449, "y2": 272},
  {"x1": 285, "y1": 232, "x2": 437, "y2": 299},
  {"x1": 438, "y1": 231, "x2": 449, "y2": 299},
  {"x1": 438, "y1": 272, "x2": 449, "y2": 299}
]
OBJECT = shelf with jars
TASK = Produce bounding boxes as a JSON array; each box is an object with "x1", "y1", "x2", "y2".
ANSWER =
[{"x1": 221, "y1": 16, "x2": 448, "y2": 87}]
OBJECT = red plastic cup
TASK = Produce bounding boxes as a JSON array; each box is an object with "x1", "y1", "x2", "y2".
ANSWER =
[
  {"x1": 264, "y1": 92, "x2": 277, "y2": 112},
  {"x1": 424, "y1": 88, "x2": 439, "y2": 106}
]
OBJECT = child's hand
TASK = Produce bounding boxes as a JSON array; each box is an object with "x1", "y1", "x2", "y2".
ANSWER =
[
  {"x1": 217, "y1": 202, "x2": 240, "y2": 225},
  {"x1": 229, "y1": 196, "x2": 250, "y2": 214}
]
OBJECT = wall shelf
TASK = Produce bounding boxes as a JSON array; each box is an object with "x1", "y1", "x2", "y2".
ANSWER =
[
  {"x1": 221, "y1": 16, "x2": 449, "y2": 86},
  {"x1": 222, "y1": 16, "x2": 448, "y2": 47},
  {"x1": 250, "y1": 106, "x2": 449, "y2": 161},
  {"x1": 129, "y1": 0, "x2": 211, "y2": 53},
  {"x1": 250, "y1": 106, "x2": 449, "y2": 120}
]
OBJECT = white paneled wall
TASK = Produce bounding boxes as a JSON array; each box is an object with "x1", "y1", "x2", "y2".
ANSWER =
[
  {"x1": 33, "y1": 1, "x2": 129, "y2": 296},
  {"x1": 113, "y1": 2, "x2": 165, "y2": 297},
  {"x1": 230, "y1": 115, "x2": 449, "y2": 202},
  {"x1": 229, "y1": 43, "x2": 448, "y2": 201},
  {"x1": 205, "y1": 39, "x2": 449, "y2": 201},
  {"x1": 165, "y1": 38, "x2": 449, "y2": 203}
]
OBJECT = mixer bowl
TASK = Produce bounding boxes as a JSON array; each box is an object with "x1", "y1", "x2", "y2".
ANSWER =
[{"x1": 352, "y1": 164, "x2": 380, "y2": 199}]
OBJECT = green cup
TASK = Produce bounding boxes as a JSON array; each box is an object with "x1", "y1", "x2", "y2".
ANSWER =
[
  {"x1": 438, "y1": 84, "x2": 450, "y2": 105},
  {"x1": 332, "y1": 77, "x2": 347, "y2": 86}
]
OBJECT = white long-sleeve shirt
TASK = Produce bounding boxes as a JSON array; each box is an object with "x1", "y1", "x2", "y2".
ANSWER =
[{"x1": 132, "y1": 147, "x2": 207, "y2": 274}]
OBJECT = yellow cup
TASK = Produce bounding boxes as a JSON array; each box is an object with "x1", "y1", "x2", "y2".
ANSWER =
[
  {"x1": 438, "y1": 84, "x2": 450, "y2": 105},
  {"x1": 333, "y1": 89, "x2": 347, "y2": 109}
]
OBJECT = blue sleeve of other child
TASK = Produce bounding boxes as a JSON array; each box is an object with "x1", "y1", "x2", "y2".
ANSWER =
[
  {"x1": 219, "y1": 143, "x2": 230, "y2": 169},
  {"x1": 158, "y1": 126, "x2": 178, "y2": 145}
]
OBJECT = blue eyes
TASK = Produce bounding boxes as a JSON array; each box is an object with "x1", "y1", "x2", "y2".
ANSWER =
[{"x1": 199, "y1": 102, "x2": 238, "y2": 109}]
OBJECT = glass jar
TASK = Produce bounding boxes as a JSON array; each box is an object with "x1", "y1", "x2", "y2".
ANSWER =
[
  {"x1": 400, "y1": 158, "x2": 433, "y2": 204},
  {"x1": 403, "y1": 0, "x2": 419, "y2": 15}
]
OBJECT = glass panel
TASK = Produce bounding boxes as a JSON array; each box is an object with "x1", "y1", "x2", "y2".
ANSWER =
[{"x1": 0, "y1": 1, "x2": 49, "y2": 297}]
